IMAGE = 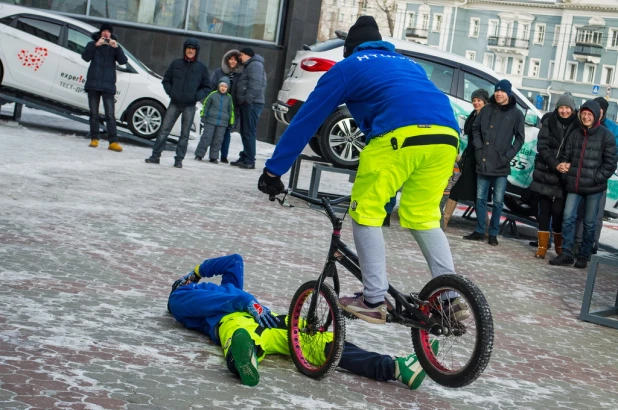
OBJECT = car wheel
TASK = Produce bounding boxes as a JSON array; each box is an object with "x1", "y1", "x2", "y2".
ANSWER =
[
  {"x1": 308, "y1": 137, "x2": 323, "y2": 158},
  {"x1": 126, "y1": 100, "x2": 165, "y2": 139},
  {"x1": 317, "y1": 108, "x2": 365, "y2": 169}
]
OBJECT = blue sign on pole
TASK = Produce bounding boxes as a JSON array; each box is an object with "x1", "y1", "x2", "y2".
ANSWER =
[
  {"x1": 535, "y1": 94, "x2": 544, "y2": 110},
  {"x1": 592, "y1": 84, "x2": 600, "y2": 95}
]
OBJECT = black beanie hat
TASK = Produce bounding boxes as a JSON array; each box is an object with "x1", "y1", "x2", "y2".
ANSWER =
[
  {"x1": 240, "y1": 47, "x2": 255, "y2": 57},
  {"x1": 471, "y1": 89, "x2": 490, "y2": 104},
  {"x1": 343, "y1": 16, "x2": 382, "y2": 58},
  {"x1": 594, "y1": 97, "x2": 609, "y2": 118},
  {"x1": 99, "y1": 23, "x2": 113, "y2": 34}
]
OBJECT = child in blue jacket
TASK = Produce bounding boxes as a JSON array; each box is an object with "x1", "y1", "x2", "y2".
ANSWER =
[
  {"x1": 167, "y1": 254, "x2": 438, "y2": 388},
  {"x1": 195, "y1": 77, "x2": 235, "y2": 163}
]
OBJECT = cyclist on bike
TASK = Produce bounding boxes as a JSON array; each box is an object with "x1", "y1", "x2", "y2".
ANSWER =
[
  {"x1": 258, "y1": 16, "x2": 466, "y2": 324},
  {"x1": 168, "y1": 253, "x2": 438, "y2": 389}
]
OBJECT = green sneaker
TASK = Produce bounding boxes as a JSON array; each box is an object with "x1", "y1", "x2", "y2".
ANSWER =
[
  {"x1": 231, "y1": 329, "x2": 259, "y2": 386},
  {"x1": 395, "y1": 339, "x2": 439, "y2": 390}
]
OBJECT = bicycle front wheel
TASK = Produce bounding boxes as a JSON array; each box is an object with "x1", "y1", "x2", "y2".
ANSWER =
[
  {"x1": 288, "y1": 280, "x2": 346, "y2": 379},
  {"x1": 411, "y1": 274, "x2": 494, "y2": 388}
]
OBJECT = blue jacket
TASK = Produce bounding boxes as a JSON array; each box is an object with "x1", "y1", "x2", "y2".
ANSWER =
[
  {"x1": 168, "y1": 254, "x2": 255, "y2": 343},
  {"x1": 265, "y1": 41, "x2": 459, "y2": 176},
  {"x1": 602, "y1": 117, "x2": 618, "y2": 145}
]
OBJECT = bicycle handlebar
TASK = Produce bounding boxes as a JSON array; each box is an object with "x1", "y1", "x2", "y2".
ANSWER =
[{"x1": 269, "y1": 189, "x2": 350, "y2": 225}]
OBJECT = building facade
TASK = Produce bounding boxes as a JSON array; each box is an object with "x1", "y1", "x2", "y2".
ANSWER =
[
  {"x1": 394, "y1": 0, "x2": 618, "y2": 119},
  {"x1": 2, "y1": 0, "x2": 323, "y2": 143}
]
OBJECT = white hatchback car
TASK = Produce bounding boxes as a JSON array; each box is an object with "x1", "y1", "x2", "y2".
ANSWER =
[{"x1": 0, "y1": 4, "x2": 200, "y2": 140}]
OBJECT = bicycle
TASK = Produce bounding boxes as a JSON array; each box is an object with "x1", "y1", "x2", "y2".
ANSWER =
[{"x1": 269, "y1": 189, "x2": 494, "y2": 388}]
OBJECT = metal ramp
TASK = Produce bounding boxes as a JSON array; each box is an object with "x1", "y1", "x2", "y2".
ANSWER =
[{"x1": 0, "y1": 89, "x2": 177, "y2": 150}]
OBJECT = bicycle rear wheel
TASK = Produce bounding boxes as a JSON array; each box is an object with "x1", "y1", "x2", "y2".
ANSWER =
[
  {"x1": 288, "y1": 280, "x2": 345, "y2": 379},
  {"x1": 411, "y1": 274, "x2": 494, "y2": 388}
]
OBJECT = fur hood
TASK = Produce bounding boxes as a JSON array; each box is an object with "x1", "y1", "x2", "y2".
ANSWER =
[{"x1": 220, "y1": 49, "x2": 244, "y2": 75}]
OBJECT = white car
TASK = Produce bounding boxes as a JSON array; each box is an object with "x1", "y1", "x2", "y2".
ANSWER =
[{"x1": 0, "y1": 4, "x2": 200, "y2": 140}]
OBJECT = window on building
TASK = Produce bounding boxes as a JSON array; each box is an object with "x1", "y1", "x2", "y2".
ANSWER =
[
  {"x1": 186, "y1": 0, "x2": 282, "y2": 41},
  {"x1": 548, "y1": 60, "x2": 555, "y2": 79},
  {"x1": 462, "y1": 72, "x2": 495, "y2": 102},
  {"x1": 570, "y1": 25, "x2": 582, "y2": 46},
  {"x1": 528, "y1": 59, "x2": 541, "y2": 78},
  {"x1": 90, "y1": 0, "x2": 188, "y2": 29},
  {"x1": 583, "y1": 64, "x2": 596, "y2": 83},
  {"x1": 432, "y1": 14, "x2": 442, "y2": 32},
  {"x1": 15, "y1": 17, "x2": 62, "y2": 44},
  {"x1": 406, "y1": 13, "x2": 415, "y2": 28},
  {"x1": 409, "y1": 57, "x2": 455, "y2": 94},
  {"x1": 576, "y1": 29, "x2": 603, "y2": 45},
  {"x1": 495, "y1": 56, "x2": 504, "y2": 73},
  {"x1": 567, "y1": 62, "x2": 578, "y2": 81},
  {"x1": 487, "y1": 19, "x2": 498, "y2": 38},
  {"x1": 519, "y1": 23, "x2": 530, "y2": 40},
  {"x1": 3, "y1": 0, "x2": 88, "y2": 14},
  {"x1": 534, "y1": 24, "x2": 545, "y2": 44},
  {"x1": 339, "y1": 13, "x2": 344, "y2": 23},
  {"x1": 608, "y1": 29, "x2": 618, "y2": 48},
  {"x1": 349, "y1": 14, "x2": 354, "y2": 23},
  {"x1": 465, "y1": 50, "x2": 476, "y2": 61},
  {"x1": 553, "y1": 24, "x2": 561, "y2": 46},
  {"x1": 469, "y1": 18, "x2": 480, "y2": 38},
  {"x1": 483, "y1": 53, "x2": 495, "y2": 69},
  {"x1": 602, "y1": 66, "x2": 615, "y2": 85},
  {"x1": 420, "y1": 14, "x2": 429, "y2": 31},
  {"x1": 513, "y1": 58, "x2": 523, "y2": 75},
  {"x1": 504, "y1": 22, "x2": 513, "y2": 38}
]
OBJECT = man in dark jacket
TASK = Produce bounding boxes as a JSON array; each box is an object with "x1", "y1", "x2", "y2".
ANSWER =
[
  {"x1": 145, "y1": 38, "x2": 210, "y2": 168},
  {"x1": 81, "y1": 23, "x2": 128, "y2": 152},
  {"x1": 230, "y1": 47, "x2": 267, "y2": 170},
  {"x1": 550, "y1": 100, "x2": 617, "y2": 269},
  {"x1": 463, "y1": 79, "x2": 525, "y2": 246}
]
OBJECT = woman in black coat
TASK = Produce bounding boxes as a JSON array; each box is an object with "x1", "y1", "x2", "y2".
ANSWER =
[
  {"x1": 529, "y1": 93, "x2": 579, "y2": 258},
  {"x1": 443, "y1": 89, "x2": 489, "y2": 230}
]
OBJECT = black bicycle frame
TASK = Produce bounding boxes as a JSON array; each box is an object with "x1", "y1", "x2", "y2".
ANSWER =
[{"x1": 294, "y1": 193, "x2": 438, "y2": 332}]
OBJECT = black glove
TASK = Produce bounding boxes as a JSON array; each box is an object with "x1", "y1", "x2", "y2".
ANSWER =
[{"x1": 258, "y1": 168, "x2": 285, "y2": 196}]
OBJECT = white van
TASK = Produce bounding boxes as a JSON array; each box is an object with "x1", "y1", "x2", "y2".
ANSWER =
[{"x1": 0, "y1": 4, "x2": 201, "y2": 140}]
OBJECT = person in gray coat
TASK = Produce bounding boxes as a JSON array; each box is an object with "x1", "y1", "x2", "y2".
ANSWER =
[
  {"x1": 230, "y1": 47, "x2": 267, "y2": 169},
  {"x1": 195, "y1": 77, "x2": 235, "y2": 163},
  {"x1": 463, "y1": 79, "x2": 525, "y2": 246}
]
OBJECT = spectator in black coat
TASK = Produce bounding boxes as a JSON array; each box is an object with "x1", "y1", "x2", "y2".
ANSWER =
[
  {"x1": 550, "y1": 100, "x2": 617, "y2": 269},
  {"x1": 529, "y1": 93, "x2": 579, "y2": 259},
  {"x1": 146, "y1": 38, "x2": 211, "y2": 168},
  {"x1": 463, "y1": 80, "x2": 525, "y2": 246},
  {"x1": 209, "y1": 50, "x2": 243, "y2": 163},
  {"x1": 443, "y1": 88, "x2": 489, "y2": 230},
  {"x1": 81, "y1": 23, "x2": 127, "y2": 152}
]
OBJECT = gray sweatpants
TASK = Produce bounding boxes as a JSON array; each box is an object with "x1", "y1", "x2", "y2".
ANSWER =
[
  {"x1": 352, "y1": 220, "x2": 457, "y2": 304},
  {"x1": 195, "y1": 124, "x2": 227, "y2": 160}
]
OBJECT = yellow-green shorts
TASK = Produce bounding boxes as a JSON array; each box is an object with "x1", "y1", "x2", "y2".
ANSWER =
[{"x1": 349, "y1": 125, "x2": 458, "y2": 230}]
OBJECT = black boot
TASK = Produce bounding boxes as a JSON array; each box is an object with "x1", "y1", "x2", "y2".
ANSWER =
[
  {"x1": 174, "y1": 160, "x2": 183, "y2": 168},
  {"x1": 549, "y1": 253, "x2": 574, "y2": 266},
  {"x1": 574, "y1": 257, "x2": 588, "y2": 269},
  {"x1": 145, "y1": 156, "x2": 160, "y2": 164},
  {"x1": 463, "y1": 231, "x2": 485, "y2": 241}
]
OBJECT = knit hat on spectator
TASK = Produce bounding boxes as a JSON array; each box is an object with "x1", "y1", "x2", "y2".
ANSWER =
[
  {"x1": 99, "y1": 23, "x2": 113, "y2": 34},
  {"x1": 218, "y1": 76, "x2": 230, "y2": 88},
  {"x1": 343, "y1": 16, "x2": 382, "y2": 58},
  {"x1": 594, "y1": 97, "x2": 609, "y2": 119},
  {"x1": 240, "y1": 47, "x2": 255, "y2": 57},
  {"x1": 555, "y1": 92, "x2": 576, "y2": 111},
  {"x1": 494, "y1": 79, "x2": 512, "y2": 96},
  {"x1": 471, "y1": 89, "x2": 490, "y2": 104}
]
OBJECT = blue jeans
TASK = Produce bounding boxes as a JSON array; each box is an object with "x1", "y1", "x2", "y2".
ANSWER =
[
  {"x1": 151, "y1": 103, "x2": 196, "y2": 161},
  {"x1": 88, "y1": 90, "x2": 117, "y2": 142},
  {"x1": 220, "y1": 127, "x2": 231, "y2": 159},
  {"x1": 474, "y1": 175, "x2": 507, "y2": 237},
  {"x1": 561, "y1": 192, "x2": 604, "y2": 259},
  {"x1": 238, "y1": 103, "x2": 263, "y2": 165},
  {"x1": 226, "y1": 340, "x2": 394, "y2": 382}
]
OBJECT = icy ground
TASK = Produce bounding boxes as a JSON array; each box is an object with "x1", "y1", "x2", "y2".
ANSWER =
[{"x1": 0, "y1": 105, "x2": 617, "y2": 410}]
